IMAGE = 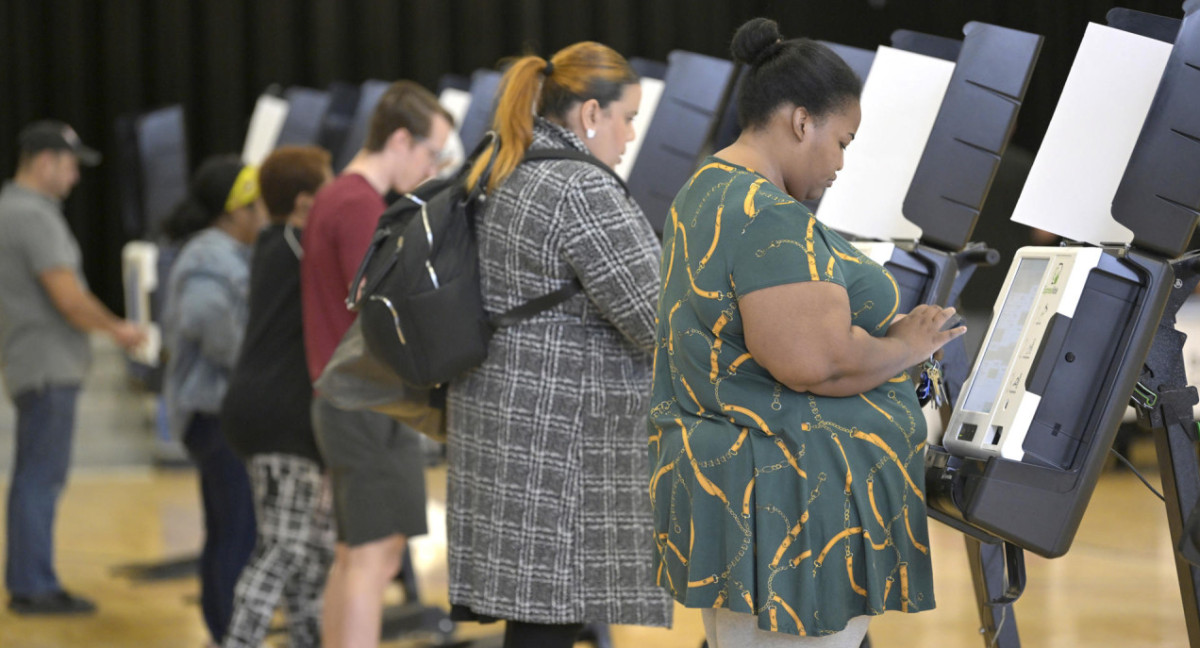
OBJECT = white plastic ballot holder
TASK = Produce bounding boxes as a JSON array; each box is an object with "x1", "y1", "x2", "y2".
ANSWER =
[
  {"x1": 121, "y1": 241, "x2": 162, "y2": 367},
  {"x1": 815, "y1": 46, "x2": 952, "y2": 242},
  {"x1": 943, "y1": 247, "x2": 1105, "y2": 463}
]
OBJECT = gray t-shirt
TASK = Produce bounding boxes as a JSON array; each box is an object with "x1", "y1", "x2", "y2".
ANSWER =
[{"x1": 0, "y1": 181, "x2": 91, "y2": 397}]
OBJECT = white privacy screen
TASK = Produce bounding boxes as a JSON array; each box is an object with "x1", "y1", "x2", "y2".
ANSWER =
[
  {"x1": 1010, "y1": 23, "x2": 1171, "y2": 245},
  {"x1": 814, "y1": 46, "x2": 954, "y2": 241},
  {"x1": 438, "y1": 88, "x2": 472, "y2": 132},
  {"x1": 242, "y1": 94, "x2": 290, "y2": 166},
  {"x1": 616, "y1": 77, "x2": 665, "y2": 181}
]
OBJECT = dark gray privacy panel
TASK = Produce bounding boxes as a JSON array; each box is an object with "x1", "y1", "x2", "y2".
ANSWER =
[
  {"x1": 1112, "y1": 10, "x2": 1200, "y2": 258},
  {"x1": 903, "y1": 22, "x2": 1043, "y2": 251},
  {"x1": 114, "y1": 105, "x2": 189, "y2": 238},
  {"x1": 437, "y1": 73, "x2": 471, "y2": 94},
  {"x1": 821, "y1": 41, "x2": 878, "y2": 82},
  {"x1": 630, "y1": 57, "x2": 668, "y2": 81},
  {"x1": 316, "y1": 82, "x2": 361, "y2": 166},
  {"x1": 456, "y1": 69, "x2": 503, "y2": 154},
  {"x1": 1106, "y1": 7, "x2": 1182, "y2": 43},
  {"x1": 626, "y1": 50, "x2": 735, "y2": 233},
  {"x1": 137, "y1": 105, "x2": 190, "y2": 236},
  {"x1": 275, "y1": 87, "x2": 331, "y2": 149},
  {"x1": 709, "y1": 65, "x2": 746, "y2": 155},
  {"x1": 333, "y1": 79, "x2": 390, "y2": 172},
  {"x1": 890, "y1": 29, "x2": 964, "y2": 62}
]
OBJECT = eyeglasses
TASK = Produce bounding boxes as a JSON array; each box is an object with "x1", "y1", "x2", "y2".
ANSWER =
[{"x1": 413, "y1": 136, "x2": 443, "y2": 161}]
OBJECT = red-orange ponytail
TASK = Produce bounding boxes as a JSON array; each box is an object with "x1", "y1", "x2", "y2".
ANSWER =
[
  {"x1": 467, "y1": 56, "x2": 547, "y2": 192},
  {"x1": 467, "y1": 42, "x2": 638, "y2": 193}
]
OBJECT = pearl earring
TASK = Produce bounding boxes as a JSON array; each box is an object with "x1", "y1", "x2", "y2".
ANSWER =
[{"x1": 586, "y1": 128, "x2": 596, "y2": 139}]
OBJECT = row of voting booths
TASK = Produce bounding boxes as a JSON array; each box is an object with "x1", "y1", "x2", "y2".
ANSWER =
[
  {"x1": 927, "y1": 9, "x2": 1200, "y2": 647},
  {"x1": 799, "y1": 8, "x2": 1200, "y2": 647},
  {"x1": 830, "y1": 7, "x2": 1200, "y2": 647},
  {"x1": 113, "y1": 7, "x2": 1200, "y2": 645}
]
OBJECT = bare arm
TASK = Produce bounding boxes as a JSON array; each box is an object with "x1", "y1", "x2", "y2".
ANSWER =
[
  {"x1": 741, "y1": 281, "x2": 964, "y2": 397},
  {"x1": 40, "y1": 267, "x2": 146, "y2": 349}
]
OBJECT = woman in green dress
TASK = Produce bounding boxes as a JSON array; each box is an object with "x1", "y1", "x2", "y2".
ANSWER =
[{"x1": 648, "y1": 18, "x2": 966, "y2": 647}]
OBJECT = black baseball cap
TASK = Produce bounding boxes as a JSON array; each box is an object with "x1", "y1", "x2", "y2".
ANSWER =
[{"x1": 17, "y1": 120, "x2": 101, "y2": 166}]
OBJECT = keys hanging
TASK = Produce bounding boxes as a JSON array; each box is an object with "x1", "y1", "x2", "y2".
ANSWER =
[{"x1": 918, "y1": 356, "x2": 947, "y2": 409}]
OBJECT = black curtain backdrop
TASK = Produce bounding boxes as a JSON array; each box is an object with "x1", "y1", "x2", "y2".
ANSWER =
[{"x1": 0, "y1": 0, "x2": 1188, "y2": 311}]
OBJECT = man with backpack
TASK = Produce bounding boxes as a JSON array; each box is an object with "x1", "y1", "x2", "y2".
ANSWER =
[{"x1": 300, "y1": 80, "x2": 451, "y2": 648}]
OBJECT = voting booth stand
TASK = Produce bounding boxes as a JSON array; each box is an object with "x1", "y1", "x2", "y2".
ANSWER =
[
  {"x1": 925, "y1": 9, "x2": 1200, "y2": 646},
  {"x1": 888, "y1": 25, "x2": 1042, "y2": 647},
  {"x1": 807, "y1": 21, "x2": 1042, "y2": 647},
  {"x1": 1131, "y1": 253, "x2": 1200, "y2": 641}
]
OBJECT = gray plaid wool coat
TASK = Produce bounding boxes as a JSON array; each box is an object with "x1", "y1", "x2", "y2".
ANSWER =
[{"x1": 445, "y1": 118, "x2": 672, "y2": 626}]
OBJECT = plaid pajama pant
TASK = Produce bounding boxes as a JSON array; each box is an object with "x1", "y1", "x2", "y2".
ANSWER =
[{"x1": 223, "y1": 454, "x2": 334, "y2": 648}]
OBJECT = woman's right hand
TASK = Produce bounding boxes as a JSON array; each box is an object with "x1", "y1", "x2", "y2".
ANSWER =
[{"x1": 885, "y1": 304, "x2": 967, "y2": 366}]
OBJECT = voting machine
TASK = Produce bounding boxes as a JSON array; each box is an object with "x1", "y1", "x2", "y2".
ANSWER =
[{"x1": 925, "y1": 8, "x2": 1200, "y2": 645}]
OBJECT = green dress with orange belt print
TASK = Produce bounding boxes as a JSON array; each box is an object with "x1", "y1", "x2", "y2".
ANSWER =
[{"x1": 648, "y1": 157, "x2": 935, "y2": 636}]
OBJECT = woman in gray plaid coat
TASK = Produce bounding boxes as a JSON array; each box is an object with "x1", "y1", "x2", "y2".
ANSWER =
[{"x1": 446, "y1": 41, "x2": 671, "y2": 647}]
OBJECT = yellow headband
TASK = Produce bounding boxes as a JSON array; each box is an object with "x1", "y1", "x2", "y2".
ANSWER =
[{"x1": 224, "y1": 165, "x2": 260, "y2": 213}]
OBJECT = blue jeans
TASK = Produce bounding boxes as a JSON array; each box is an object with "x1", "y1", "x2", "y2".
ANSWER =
[
  {"x1": 183, "y1": 412, "x2": 256, "y2": 644},
  {"x1": 5, "y1": 384, "x2": 80, "y2": 597}
]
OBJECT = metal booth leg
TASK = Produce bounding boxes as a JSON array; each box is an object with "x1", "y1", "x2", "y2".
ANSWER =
[{"x1": 964, "y1": 537, "x2": 1023, "y2": 647}]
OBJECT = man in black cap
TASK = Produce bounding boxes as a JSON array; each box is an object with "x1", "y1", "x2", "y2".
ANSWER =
[{"x1": 0, "y1": 120, "x2": 145, "y2": 615}]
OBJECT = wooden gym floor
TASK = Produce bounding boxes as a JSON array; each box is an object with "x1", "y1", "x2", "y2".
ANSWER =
[{"x1": 0, "y1": 340, "x2": 1191, "y2": 647}]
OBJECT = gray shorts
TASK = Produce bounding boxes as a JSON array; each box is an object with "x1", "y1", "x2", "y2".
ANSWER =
[{"x1": 312, "y1": 396, "x2": 428, "y2": 546}]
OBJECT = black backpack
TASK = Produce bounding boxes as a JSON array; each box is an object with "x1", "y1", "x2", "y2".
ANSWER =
[{"x1": 348, "y1": 134, "x2": 629, "y2": 388}]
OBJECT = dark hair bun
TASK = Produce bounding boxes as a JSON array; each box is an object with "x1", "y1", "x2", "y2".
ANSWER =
[
  {"x1": 732, "y1": 17, "x2": 784, "y2": 66},
  {"x1": 160, "y1": 155, "x2": 243, "y2": 242},
  {"x1": 161, "y1": 197, "x2": 212, "y2": 242}
]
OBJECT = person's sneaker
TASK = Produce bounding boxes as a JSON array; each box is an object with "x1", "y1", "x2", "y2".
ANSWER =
[{"x1": 8, "y1": 590, "x2": 97, "y2": 615}]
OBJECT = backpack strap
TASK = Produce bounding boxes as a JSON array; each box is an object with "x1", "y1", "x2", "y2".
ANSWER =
[
  {"x1": 520, "y1": 148, "x2": 631, "y2": 196},
  {"x1": 489, "y1": 278, "x2": 583, "y2": 330},
  {"x1": 465, "y1": 131, "x2": 500, "y2": 201}
]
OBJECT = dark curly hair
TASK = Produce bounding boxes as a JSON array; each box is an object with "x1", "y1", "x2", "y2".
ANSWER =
[{"x1": 161, "y1": 155, "x2": 244, "y2": 242}]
